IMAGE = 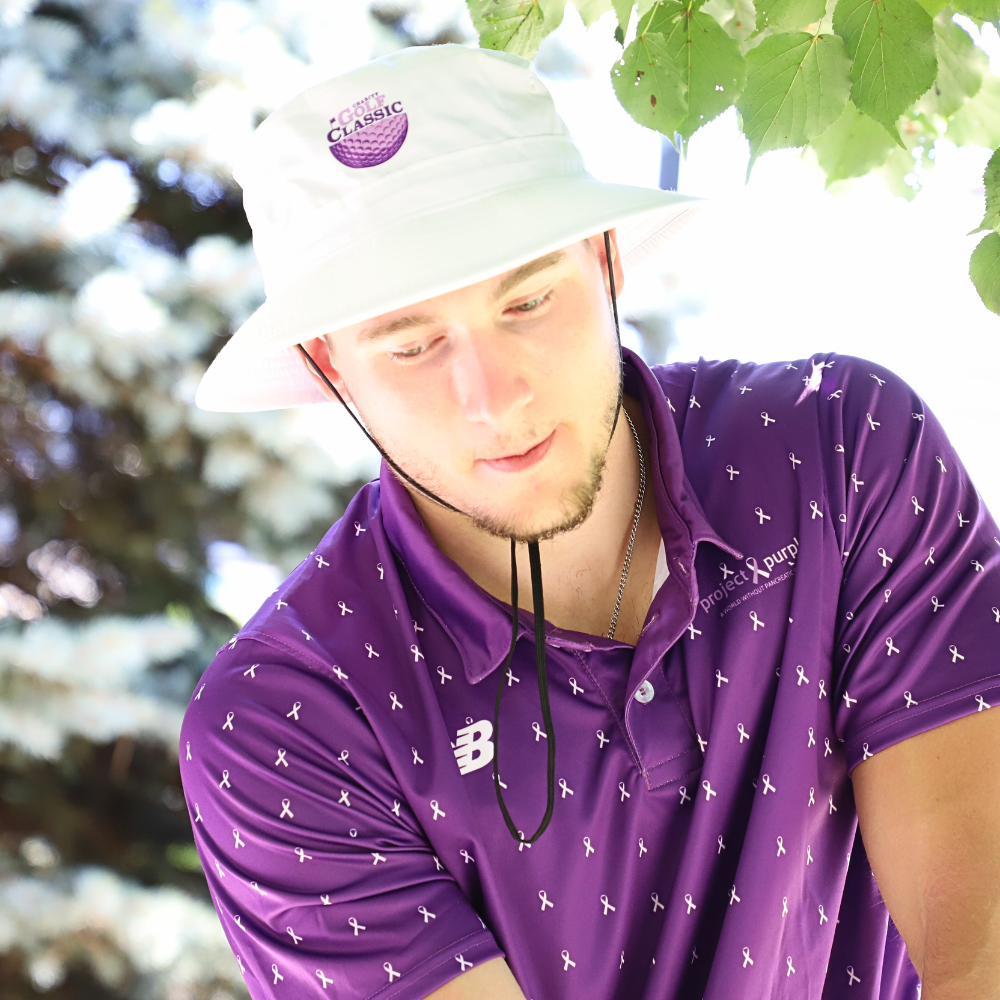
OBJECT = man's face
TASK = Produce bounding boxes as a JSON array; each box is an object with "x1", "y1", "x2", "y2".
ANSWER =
[{"x1": 306, "y1": 232, "x2": 624, "y2": 542}]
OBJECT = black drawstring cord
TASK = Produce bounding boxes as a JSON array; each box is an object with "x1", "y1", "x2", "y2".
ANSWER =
[
  {"x1": 492, "y1": 538, "x2": 556, "y2": 844},
  {"x1": 605, "y1": 228, "x2": 625, "y2": 444},
  {"x1": 295, "y1": 344, "x2": 464, "y2": 516},
  {"x1": 492, "y1": 232, "x2": 624, "y2": 844},
  {"x1": 296, "y1": 231, "x2": 623, "y2": 846}
]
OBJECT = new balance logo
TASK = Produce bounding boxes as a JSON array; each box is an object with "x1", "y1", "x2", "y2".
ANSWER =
[{"x1": 454, "y1": 720, "x2": 494, "y2": 775}]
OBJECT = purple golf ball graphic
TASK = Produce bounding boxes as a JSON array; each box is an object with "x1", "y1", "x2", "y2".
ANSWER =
[{"x1": 329, "y1": 106, "x2": 408, "y2": 168}]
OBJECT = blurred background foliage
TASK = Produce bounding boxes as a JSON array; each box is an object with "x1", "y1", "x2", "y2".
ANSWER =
[{"x1": 0, "y1": 2, "x2": 484, "y2": 997}]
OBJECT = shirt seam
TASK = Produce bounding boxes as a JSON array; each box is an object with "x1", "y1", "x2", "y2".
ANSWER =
[
  {"x1": 644, "y1": 760, "x2": 704, "y2": 792},
  {"x1": 571, "y1": 646, "x2": 643, "y2": 775},
  {"x1": 632, "y1": 632, "x2": 702, "y2": 777},
  {"x1": 817, "y1": 350, "x2": 842, "y2": 565},
  {"x1": 845, "y1": 672, "x2": 1000, "y2": 758},
  {"x1": 233, "y1": 627, "x2": 354, "y2": 680}
]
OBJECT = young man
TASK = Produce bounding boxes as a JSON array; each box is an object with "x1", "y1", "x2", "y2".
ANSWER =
[{"x1": 181, "y1": 43, "x2": 1000, "y2": 1000}]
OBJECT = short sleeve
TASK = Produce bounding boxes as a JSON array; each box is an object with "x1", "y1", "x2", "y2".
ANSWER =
[
  {"x1": 828, "y1": 358, "x2": 1000, "y2": 775},
  {"x1": 178, "y1": 636, "x2": 503, "y2": 1000}
]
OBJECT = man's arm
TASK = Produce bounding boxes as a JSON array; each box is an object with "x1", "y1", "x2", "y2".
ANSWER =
[
  {"x1": 851, "y1": 706, "x2": 1000, "y2": 999},
  {"x1": 179, "y1": 635, "x2": 506, "y2": 1000},
  {"x1": 426, "y1": 957, "x2": 527, "y2": 999}
]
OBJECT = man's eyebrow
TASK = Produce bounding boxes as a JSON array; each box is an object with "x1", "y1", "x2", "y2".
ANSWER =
[
  {"x1": 357, "y1": 313, "x2": 438, "y2": 344},
  {"x1": 488, "y1": 248, "x2": 567, "y2": 304},
  {"x1": 356, "y1": 249, "x2": 568, "y2": 344}
]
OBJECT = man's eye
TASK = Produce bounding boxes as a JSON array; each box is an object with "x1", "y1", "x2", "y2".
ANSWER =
[
  {"x1": 392, "y1": 345, "x2": 425, "y2": 358},
  {"x1": 510, "y1": 291, "x2": 553, "y2": 313}
]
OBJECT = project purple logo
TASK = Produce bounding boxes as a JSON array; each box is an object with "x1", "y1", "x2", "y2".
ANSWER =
[{"x1": 326, "y1": 91, "x2": 408, "y2": 168}]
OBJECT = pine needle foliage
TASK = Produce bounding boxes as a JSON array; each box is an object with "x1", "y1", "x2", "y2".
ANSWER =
[{"x1": 0, "y1": 1, "x2": 474, "y2": 996}]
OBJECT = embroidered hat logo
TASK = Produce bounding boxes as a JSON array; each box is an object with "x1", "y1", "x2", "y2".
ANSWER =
[{"x1": 326, "y1": 91, "x2": 408, "y2": 168}]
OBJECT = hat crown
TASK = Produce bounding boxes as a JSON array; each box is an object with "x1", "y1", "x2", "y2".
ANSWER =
[
  {"x1": 234, "y1": 44, "x2": 580, "y2": 297},
  {"x1": 195, "y1": 42, "x2": 704, "y2": 414}
]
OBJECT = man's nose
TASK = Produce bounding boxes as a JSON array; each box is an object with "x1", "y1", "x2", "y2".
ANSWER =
[{"x1": 451, "y1": 334, "x2": 533, "y2": 425}]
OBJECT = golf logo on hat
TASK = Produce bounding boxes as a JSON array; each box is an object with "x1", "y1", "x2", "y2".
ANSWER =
[{"x1": 326, "y1": 91, "x2": 408, "y2": 168}]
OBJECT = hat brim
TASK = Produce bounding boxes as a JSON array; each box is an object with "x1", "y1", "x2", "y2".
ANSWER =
[{"x1": 195, "y1": 177, "x2": 707, "y2": 412}]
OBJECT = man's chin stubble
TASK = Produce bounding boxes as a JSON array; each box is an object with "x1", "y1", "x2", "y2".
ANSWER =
[
  {"x1": 367, "y1": 366, "x2": 621, "y2": 543},
  {"x1": 465, "y1": 445, "x2": 609, "y2": 543},
  {"x1": 463, "y1": 387, "x2": 620, "y2": 543},
  {"x1": 381, "y1": 427, "x2": 614, "y2": 544}
]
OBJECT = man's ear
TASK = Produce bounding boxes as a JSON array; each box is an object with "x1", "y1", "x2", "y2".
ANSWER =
[
  {"x1": 298, "y1": 334, "x2": 353, "y2": 404},
  {"x1": 588, "y1": 229, "x2": 625, "y2": 299}
]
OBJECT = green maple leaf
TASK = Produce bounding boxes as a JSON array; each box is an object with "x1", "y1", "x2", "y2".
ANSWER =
[
  {"x1": 951, "y1": 0, "x2": 1000, "y2": 25},
  {"x1": 647, "y1": 0, "x2": 748, "y2": 141},
  {"x1": 611, "y1": 19, "x2": 689, "y2": 136},
  {"x1": 970, "y1": 146, "x2": 1000, "y2": 234},
  {"x1": 969, "y1": 230, "x2": 1000, "y2": 314},
  {"x1": 572, "y1": 0, "x2": 615, "y2": 25},
  {"x1": 810, "y1": 99, "x2": 896, "y2": 184},
  {"x1": 917, "y1": 10, "x2": 987, "y2": 120},
  {"x1": 737, "y1": 30, "x2": 851, "y2": 172},
  {"x1": 613, "y1": 0, "x2": 634, "y2": 40},
  {"x1": 832, "y1": 0, "x2": 937, "y2": 144},
  {"x1": 466, "y1": 0, "x2": 567, "y2": 59},
  {"x1": 725, "y1": 0, "x2": 758, "y2": 43},
  {"x1": 755, "y1": 0, "x2": 827, "y2": 32},
  {"x1": 699, "y1": 0, "x2": 757, "y2": 42},
  {"x1": 947, "y1": 72, "x2": 1000, "y2": 147}
]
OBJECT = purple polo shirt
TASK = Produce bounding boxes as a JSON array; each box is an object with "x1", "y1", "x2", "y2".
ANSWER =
[{"x1": 180, "y1": 348, "x2": 1000, "y2": 1000}]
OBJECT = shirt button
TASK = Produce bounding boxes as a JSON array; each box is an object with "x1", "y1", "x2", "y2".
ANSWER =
[{"x1": 635, "y1": 680, "x2": 655, "y2": 703}]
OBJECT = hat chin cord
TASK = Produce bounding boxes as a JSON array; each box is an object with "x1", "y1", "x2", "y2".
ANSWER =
[{"x1": 294, "y1": 230, "x2": 624, "y2": 844}]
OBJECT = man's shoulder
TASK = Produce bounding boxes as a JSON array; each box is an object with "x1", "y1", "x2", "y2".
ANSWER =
[
  {"x1": 180, "y1": 482, "x2": 392, "y2": 750},
  {"x1": 238, "y1": 477, "x2": 387, "y2": 642},
  {"x1": 649, "y1": 353, "x2": 918, "y2": 421},
  {"x1": 188, "y1": 478, "x2": 397, "y2": 703},
  {"x1": 649, "y1": 355, "x2": 807, "y2": 415}
]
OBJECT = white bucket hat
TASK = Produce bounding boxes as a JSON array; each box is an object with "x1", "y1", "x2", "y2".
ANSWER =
[{"x1": 195, "y1": 42, "x2": 706, "y2": 413}]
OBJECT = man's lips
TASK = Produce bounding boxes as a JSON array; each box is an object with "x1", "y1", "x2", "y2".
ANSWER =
[{"x1": 479, "y1": 429, "x2": 556, "y2": 473}]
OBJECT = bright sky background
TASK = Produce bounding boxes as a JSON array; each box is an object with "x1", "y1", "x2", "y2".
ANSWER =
[{"x1": 219, "y1": 6, "x2": 1000, "y2": 625}]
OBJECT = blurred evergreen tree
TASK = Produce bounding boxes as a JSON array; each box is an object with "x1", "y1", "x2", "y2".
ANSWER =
[{"x1": 0, "y1": 1, "x2": 474, "y2": 996}]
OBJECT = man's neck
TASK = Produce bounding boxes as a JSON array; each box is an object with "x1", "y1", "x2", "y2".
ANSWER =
[{"x1": 408, "y1": 393, "x2": 663, "y2": 646}]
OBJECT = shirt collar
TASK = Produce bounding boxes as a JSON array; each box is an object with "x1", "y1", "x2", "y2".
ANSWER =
[{"x1": 378, "y1": 347, "x2": 742, "y2": 685}]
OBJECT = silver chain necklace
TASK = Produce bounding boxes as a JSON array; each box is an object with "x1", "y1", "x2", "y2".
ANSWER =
[{"x1": 606, "y1": 405, "x2": 646, "y2": 640}]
